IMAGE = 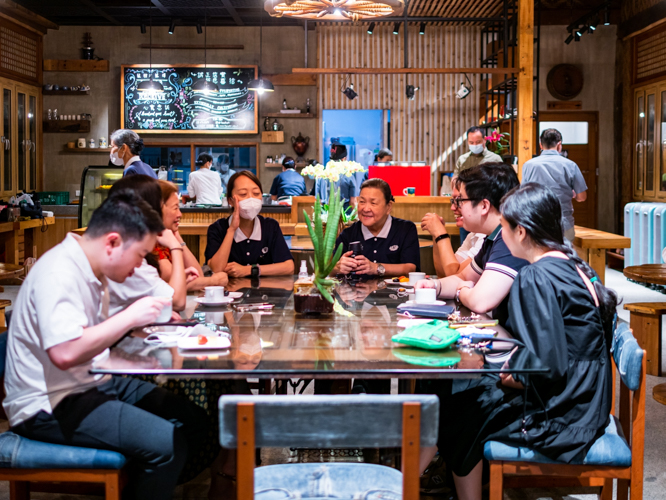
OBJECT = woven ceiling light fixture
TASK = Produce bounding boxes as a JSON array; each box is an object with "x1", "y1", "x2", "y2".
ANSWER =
[{"x1": 264, "y1": 0, "x2": 404, "y2": 21}]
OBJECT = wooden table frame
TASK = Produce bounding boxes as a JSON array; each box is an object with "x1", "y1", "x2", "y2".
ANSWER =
[
  {"x1": 572, "y1": 226, "x2": 631, "y2": 284},
  {"x1": 0, "y1": 218, "x2": 55, "y2": 266}
]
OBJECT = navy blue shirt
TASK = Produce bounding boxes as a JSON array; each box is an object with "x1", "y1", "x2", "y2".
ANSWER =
[
  {"x1": 124, "y1": 160, "x2": 157, "y2": 178},
  {"x1": 471, "y1": 224, "x2": 529, "y2": 328},
  {"x1": 335, "y1": 216, "x2": 420, "y2": 273},
  {"x1": 269, "y1": 168, "x2": 307, "y2": 198},
  {"x1": 205, "y1": 215, "x2": 293, "y2": 266}
]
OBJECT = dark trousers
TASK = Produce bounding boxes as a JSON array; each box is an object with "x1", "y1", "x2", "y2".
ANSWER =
[{"x1": 12, "y1": 376, "x2": 210, "y2": 500}]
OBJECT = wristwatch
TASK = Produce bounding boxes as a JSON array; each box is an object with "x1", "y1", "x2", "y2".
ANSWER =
[
  {"x1": 377, "y1": 264, "x2": 386, "y2": 276},
  {"x1": 435, "y1": 233, "x2": 450, "y2": 243},
  {"x1": 251, "y1": 263, "x2": 260, "y2": 278}
]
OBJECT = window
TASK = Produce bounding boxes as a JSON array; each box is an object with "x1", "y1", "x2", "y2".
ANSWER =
[{"x1": 538, "y1": 121, "x2": 589, "y2": 145}]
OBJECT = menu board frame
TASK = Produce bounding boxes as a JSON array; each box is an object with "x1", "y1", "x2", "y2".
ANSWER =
[{"x1": 121, "y1": 64, "x2": 258, "y2": 135}]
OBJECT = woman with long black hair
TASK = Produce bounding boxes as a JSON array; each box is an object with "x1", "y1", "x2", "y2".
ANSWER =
[{"x1": 423, "y1": 183, "x2": 618, "y2": 500}]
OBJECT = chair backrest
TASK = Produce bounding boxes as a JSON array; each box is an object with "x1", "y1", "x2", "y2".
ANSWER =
[
  {"x1": 612, "y1": 322, "x2": 644, "y2": 391},
  {"x1": 291, "y1": 196, "x2": 316, "y2": 223},
  {"x1": 219, "y1": 394, "x2": 439, "y2": 449}
]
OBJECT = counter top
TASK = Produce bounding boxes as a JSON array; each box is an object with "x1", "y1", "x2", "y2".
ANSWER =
[{"x1": 42, "y1": 205, "x2": 79, "y2": 216}]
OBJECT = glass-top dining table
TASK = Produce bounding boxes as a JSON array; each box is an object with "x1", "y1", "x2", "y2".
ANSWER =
[{"x1": 91, "y1": 276, "x2": 546, "y2": 381}]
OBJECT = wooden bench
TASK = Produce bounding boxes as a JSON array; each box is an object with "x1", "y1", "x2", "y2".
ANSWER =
[{"x1": 623, "y1": 302, "x2": 666, "y2": 376}]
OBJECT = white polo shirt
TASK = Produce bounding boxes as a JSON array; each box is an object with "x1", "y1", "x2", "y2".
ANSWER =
[
  {"x1": 3, "y1": 234, "x2": 111, "y2": 427},
  {"x1": 107, "y1": 259, "x2": 174, "y2": 317},
  {"x1": 187, "y1": 167, "x2": 223, "y2": 205}
]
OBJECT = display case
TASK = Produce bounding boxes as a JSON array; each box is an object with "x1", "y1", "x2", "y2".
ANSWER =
[{"x1": 78, "y1": 166, "x2": 124, "y2": 227}]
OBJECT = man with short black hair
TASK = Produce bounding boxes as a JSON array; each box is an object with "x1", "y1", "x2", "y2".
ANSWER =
[
  {"x1": 4, "y1": 191, "x2": 209, "y2": 500},
  {"x1": 417, "y1": 162, "x2": 528, "y2": 327},
  {"x1": 375, "y1": 148, "x2": 393, "y2": 162},
  {"x1": 453, "y1": 126, "x2": 503, "y2": 177},
  {"x1": 522, "y1": 127, "x2": 587, "y2": 242},
  {"x1": 270, "y1": 156, "x2": 307, "y2": 201}
]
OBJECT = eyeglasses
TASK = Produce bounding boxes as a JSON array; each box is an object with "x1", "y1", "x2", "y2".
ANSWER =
[{"x1": 451, "y1": 197, "x2": 479, "y2": 207}]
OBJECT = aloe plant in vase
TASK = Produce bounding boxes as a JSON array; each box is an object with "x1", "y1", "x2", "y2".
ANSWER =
[{"x1": 294, "y1": 183, "x2": 344, "y2": 314}]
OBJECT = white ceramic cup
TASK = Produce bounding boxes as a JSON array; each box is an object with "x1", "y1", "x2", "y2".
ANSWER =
[
  {"x1": 205, "y1": 286, "x2": 225, "y2": 301},
  {"x1": 408, "y1": 272, "x2": 426, "y2": 285},
  {"x1": 415, "y1": 288, "x2": 437, "y2": 304},
  {"x1": 155, "y1": 296, "x2": 173, "y2": 323}
]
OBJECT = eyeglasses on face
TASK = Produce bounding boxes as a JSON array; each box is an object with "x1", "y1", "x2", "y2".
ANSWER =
[{"x1": 450, "y1": 197, "x2": 479, "y2": 207}]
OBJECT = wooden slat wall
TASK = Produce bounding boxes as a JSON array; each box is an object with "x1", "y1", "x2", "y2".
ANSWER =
[{"x1": 317, "y1": 23, "x2": 480, "y2": 192}]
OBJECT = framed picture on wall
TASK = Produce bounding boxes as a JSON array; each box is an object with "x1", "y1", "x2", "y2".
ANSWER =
[{"x1": 121, "y1": 64, "x2": 258, "y2": 134}]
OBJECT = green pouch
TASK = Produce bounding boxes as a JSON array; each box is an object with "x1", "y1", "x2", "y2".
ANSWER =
[
  {"x1": 391, "y1": 319, "x2": 460, "y2": 350},
  {"x1": 393, "y1": 347, "x2": 461, "y2": 367}
]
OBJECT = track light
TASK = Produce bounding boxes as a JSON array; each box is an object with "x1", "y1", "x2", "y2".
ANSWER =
[
  {"x1": 196, "y1": 20, "x2": 202, "y2": 34},
  {"x1": 419, "y1": 22, "x2": 425, "y2": 35},
  {"x1": 575, "y1": 26, "x2": 582, "y2": 36},
  {"x1": 574, "y1": 32, "x2": 581, "y2": 42},
  {"x1": 367, "y1": 22, "x2": 375, "y2": 35},
  {"x1": 406, "y1": 84, "x2": 419, "y2": 100},
  {"x1": 393, "y1": 22, "x2": 400, "y2": 35},
  {"x1": 604, "y1": 5, "x2": 610, "y2": 25},
  {"x1": 140, "y1": 22, "x2": 146, "y2": 34},
  {"x1": 343, "y1": 83, "x2": 357, "y2": 100},
  {"x1": 589, "y1": 17, "x2": 597, "y2": 31},
  {"x1": 168, "y1": 18, "x2": 176, "y2": 35},
  {"x1": 564, "y1": 33, "x2": 574, "y2": 44}
]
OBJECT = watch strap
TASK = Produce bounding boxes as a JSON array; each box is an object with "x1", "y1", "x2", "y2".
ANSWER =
[{"x1": 435, "y1": 233, "x2": 451, "y2": 243}]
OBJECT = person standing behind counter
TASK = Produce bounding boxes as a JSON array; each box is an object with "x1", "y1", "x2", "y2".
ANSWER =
[
  {"x1": 313, "y1": 142, "x2": 358, "y2": 209},
  {"x1": 183, "y1": 153, "x2": 223, "y2": 205},
  {"x1": 333, "y1": 178, "x2": 420, "y2": 277},
  {"x1": 206, "y1": 171, "x2": 295, "y2": 278},
  {"x1": 270, "y1": 156, "x2": 307, "y2": 201},
  {"x1": 110, "y1": 129, "x2": 156, "y2": 178}
]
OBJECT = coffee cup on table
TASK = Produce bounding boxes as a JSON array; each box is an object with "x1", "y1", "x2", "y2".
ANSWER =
[
  {"x1": 205, "y1": 286, "x2": 225, "y2": 301},
  {"x1": 155, "y1": 296, "x2": 173, "y2": 323},
  {"x1": 415, "y1": 288, "x2": 437, "y2": 304},
  {"x1": 403, "y1": 186, "x2": 416, "y2": 196},
  {"x1": 408, "y1": 271, "x2": 426, "y2": 286}
]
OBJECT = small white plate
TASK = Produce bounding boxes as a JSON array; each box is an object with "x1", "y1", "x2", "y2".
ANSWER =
[
  {"x1": 384, "y1": 279, "x2": 413, "y2": 287},
  {"x1": 195, "y1": 297, "x2": 234, "y2": 307},
  {"x1": 177, "y1": 335, "x2": 231, "y2": 350},
  {"x1": 404, "y1": 300, "x2": 447, "y2": 306},
  {"x1": 227, "y1": 292, "x2": 244, "y2": 299}
]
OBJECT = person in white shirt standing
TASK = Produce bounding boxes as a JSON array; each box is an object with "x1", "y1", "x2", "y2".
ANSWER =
[
  {"x1": 3, "y1": 191, "x2": 209, "y2": 500},
  {"x1": 184, "y1": 152, "x2": 224, "y2": 205}
]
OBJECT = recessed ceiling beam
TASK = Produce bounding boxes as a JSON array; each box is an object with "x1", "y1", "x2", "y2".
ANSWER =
[
  {"x1": 151, "y1": 0, "x2": 171, "y2": 16},
  {"x1": 78, "y1": 0, "x2": 121, "y2": 25},
  {"x1": 220, "y1": 0, "x2": 244, "y2": 26},
  {"x1": 292, "y1": 67, "x2": 517, "y2": 75}
]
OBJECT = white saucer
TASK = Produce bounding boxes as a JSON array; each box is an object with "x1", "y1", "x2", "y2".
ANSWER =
[
  {"x1": 195, "y1": 297, "x2": 234, "y2": 307},
  {"x1": 177, "y1": 335, "x2": 231, "y2": 350},
  {"x1": 384, "y1": 279, "x2": 413, "y2": 287},
  {"x1": 404, "y1": 300, "x2": 447, "y2": 306}
]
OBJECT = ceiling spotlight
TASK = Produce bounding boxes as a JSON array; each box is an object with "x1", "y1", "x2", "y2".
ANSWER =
[
  {"x1": 419, "y1": 22, "x2": 425, "y2": 35},
  {"x1": 564, "y1": 33, "x2": 574, "y2": 44},
  {"x1": 168, "y1": 18, "x2": 176, "y2": 35},
  {"x1": 575, "y1": 26, "x2": 582, "y2": 36},
  {"x1": 343, "y1": 83, "x2": 358, "y2": 100},
  {"x1": 140, "y1": 22, "x2": 146, "y2": 34},
  {"x1": 406, "y1": 84, "x2": 419, "y2": 100},
  {"x1": 574, "y1": 32, "x2": 581, "y2": 42},
  {"x1": 393, "y1": 22, "x2": 400, "y2": 35},
  {"x1": 604, "y1": 5, "x2": 610, "y2": 25},
  {"x1": 367, "y1": 22, "x2": 375, "y2": 35},
  {"x1": 196, "y1": 20, "x2": 202, "y2": 34},
  {"x1": 589, "y1": 17, "x2": 598, "y2": 31}
]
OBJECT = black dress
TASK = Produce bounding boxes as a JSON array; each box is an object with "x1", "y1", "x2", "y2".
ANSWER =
[{"x1": 438, "y1": 257, "x2": 612, "y2": 476}]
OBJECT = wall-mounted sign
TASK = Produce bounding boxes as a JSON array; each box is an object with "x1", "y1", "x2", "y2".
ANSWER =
[{"x1": 121, "y1": 64, "x2": 258, "y2": 134}]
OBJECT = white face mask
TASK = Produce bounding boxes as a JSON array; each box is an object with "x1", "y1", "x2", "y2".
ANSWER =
[
  {"x1": 238, "y1": 197, "x2": 263, "y2": 220},
  {"x1": 110, "y1": 148, "x2": 125, "y2": 166},
  {"x1": 469, "y1": 144, "x2": 484, "y2": 155}
]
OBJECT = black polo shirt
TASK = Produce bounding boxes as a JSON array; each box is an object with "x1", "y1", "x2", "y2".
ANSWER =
[
  {"x1": 335, "y1": 216, "x2": 420, "y2": 274},
  {"x1": 471, "y1": 224, "x2": 528, "y2": 327},
  {"x1": 205, "y1": 215, "x2": 293, "y2": 266}
]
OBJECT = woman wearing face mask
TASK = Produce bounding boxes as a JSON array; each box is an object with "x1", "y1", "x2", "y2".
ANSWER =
[
  {"x1": 110, "y1": 129, "x2": 156, "y2": 178},
  {"x1": 333, "y1": 178, "x2": 420, "y2": 277},
  {"x1": 183, "y1": 153, "x2": 223, "y2": 205},
  {"x1": 206, "y1": 171, "x2": 294, "y2": 278}
]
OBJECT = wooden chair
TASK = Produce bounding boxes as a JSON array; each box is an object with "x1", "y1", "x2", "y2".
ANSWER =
[
  {"x1": 484, "y1": 322, "x2": 646, "y2": 500},
  {"x1": 0, "y1": 327, "x2": 126, "y2": 500},
  {"x1": 219, "y1": 394, "x2": 439, "y2": 500},
  {"x1": 624, "y1": 301, "x2": 666, "y2": 376}
]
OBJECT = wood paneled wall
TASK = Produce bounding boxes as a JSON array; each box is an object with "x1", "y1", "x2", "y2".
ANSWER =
[{"x1": 317, "y1": 23, "x2": 480, "y2": 190}]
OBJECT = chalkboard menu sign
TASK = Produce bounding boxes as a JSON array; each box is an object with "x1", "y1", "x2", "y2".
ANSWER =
[{"x1": 121, "y1": 65, "x2": 258, "y2": 134}]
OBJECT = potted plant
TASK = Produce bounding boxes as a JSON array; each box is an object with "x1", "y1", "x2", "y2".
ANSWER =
[
  {"x1": 485, "y1": 129, "x2": 511, "y2": 156},
  {"x1": 294, "y1": 183, "x2": 344, "y2": 314}
]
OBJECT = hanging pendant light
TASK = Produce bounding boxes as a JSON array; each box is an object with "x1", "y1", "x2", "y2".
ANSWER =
[
  {"x1": 193, "y1": 5, "x2": 218, "y2": 93},
  {"x1": 248, "y1": 12, "x2": 274, "y2": 94},
  {"x1": 264, "y1": 0, "x2": 403, "y2": 21},
  {"x1": 138, "y1": 4, "x2": 164, "y2": 93}
]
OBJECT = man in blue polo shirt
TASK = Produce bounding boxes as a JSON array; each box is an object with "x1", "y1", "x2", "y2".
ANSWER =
[
  {"x1": 416, "y1": 162, "x2": 528, "y2": 327},
  {"x1": 522, "y1": 128, "x2": 587, "y2": 242},
  {"x1": 270, "y1": 156, "x2": 307, "y2": 201}
]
